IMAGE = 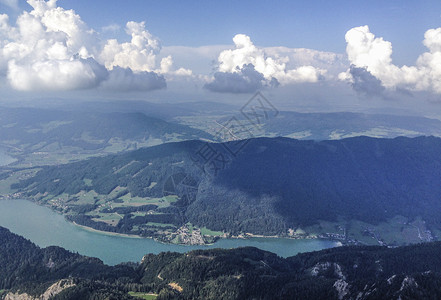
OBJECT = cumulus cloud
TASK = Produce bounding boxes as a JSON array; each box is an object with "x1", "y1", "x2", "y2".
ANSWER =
[
  {"x1": 0, "y1": 0, "x2": 181, "y2": 92},
  {"x1": 99, "y1": 21, "x2": 160, "y2": 72},
  {"x1": 158, "y1": 55, "x2": 192, "y2": 77},
  {"x1": 97, "y1": 20, "x2": 191, "y2": 82},
  {"x1": 226, "y1": 35, "x2": 323, "y2": 79},
  {"x1": 204, "y1": 34, "x2": 326, "y2": 93},
  {"x1": 0, "y1": 0, "x2": 105, "y2": 91},
  {"x1": 340, "y1": 25, "x2": 441, "y2": 94},
  {"x1": 205, "y1": 63, "x2": 279, "y2": 93},
  {"x1": 264, "y1": 47, "x2": 347, "y2": 77},
  {"x1": 8, "y1": 57, "x2": 108, "y2": 91},
  {"x1": 100, "y1": 67, "x2": 166, "y2": 91},
  {"x1": 347, "y1": 65, "x2": 385, "y2": 97}
]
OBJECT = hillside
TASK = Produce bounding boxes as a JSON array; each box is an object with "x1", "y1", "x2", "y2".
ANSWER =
[
  {"x1": 0, "y1": 107, "x2": 211, "y2": 167},
  {"x1": 0, "y1": 226, "x2": 137, "y2": 299},
  {"x1": 259, "y1": 111, "x2": 441, "y2": 140},
  {"x1": 30, "y1": 99, "x2": 239, "y2": 120},
  {"x1": 8, "y1": 136, "x2": 441, "y2": 246},
  {"x1": 2, "y1": 226, "x2": 441, "y2": 299},
  {"x1": 180, "y1": 111, "x2": 441, "y2": 141}
]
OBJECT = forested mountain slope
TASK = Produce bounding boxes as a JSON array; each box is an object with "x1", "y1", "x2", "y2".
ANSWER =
[
  {"x1": 2, "y1": 226, "x2": 441, "y2": 299},
  {"x1": 10, "y1": 136, "x2": 441, "y2": 245}
]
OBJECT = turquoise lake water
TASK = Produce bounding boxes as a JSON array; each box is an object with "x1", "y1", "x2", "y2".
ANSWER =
[
  {"x1": 0, "y1": 199, "x2": 338, "y2": 265},
  {"x1": 0, "y1": 148, "x2": 337, "y2": 265}
]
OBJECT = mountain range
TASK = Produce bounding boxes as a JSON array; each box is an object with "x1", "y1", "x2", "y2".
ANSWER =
[
  {"x1": 10, "y1": 136, "x2": 441, "y2": 246},
  {"x1": 0, "y1": 107, "x2": 211, "y2": 166},
  {"x1": 214, "y1": 111, "x2": 441, "y2": 140}
]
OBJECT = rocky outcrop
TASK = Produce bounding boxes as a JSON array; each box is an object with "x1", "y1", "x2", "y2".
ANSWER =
[{"x1": 5, "y1": 279, "x2": 75, "y2": 300}]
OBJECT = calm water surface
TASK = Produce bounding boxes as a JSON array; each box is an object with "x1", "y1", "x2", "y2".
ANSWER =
[{"x1": 0, "y1": 199, "x2": 338, "y2": 265}]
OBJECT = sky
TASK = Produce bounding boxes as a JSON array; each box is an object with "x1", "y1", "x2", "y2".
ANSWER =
[{"x1": 1, "y1": 0, "x2": 441, "y2": 115}]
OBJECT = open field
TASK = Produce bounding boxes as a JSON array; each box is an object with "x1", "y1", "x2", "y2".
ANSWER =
[
  {"x1": 0, "y1": 169, "x2": 39, "y2": 195},
  {"x1": 200, "y1": 227, "x2": 224, "y2": 236},
  {"x1": 304, "y1": 216, "x2": 434, "y2": 246},
  {"x1": 128, "y1": 292, "x2": 158, "y2": 300}
]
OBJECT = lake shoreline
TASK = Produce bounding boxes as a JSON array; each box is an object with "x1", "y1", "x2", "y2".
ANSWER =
[
  {"x1": 1, "y1": 197, "x2": 338, "y2": 246},
  {"x1": 72, "y1": 221, "x2": 144, "y2": 239},
  {"x1": 72, "y1": 220, "x2": 330, "y2": 246},
  {"x1": 0, "y1": 199, "x2": 339, "y2": 265}
]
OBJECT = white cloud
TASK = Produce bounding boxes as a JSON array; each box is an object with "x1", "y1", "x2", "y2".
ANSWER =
[
  {"x1": 158, "y1": 55, "x2": 192, "y2": 78},
  {"x1": 0, "y1": 14, "x2": 18, "y2": 71},
  {"x1": 100, "y1": 67, "x2": 166, "y2": 91},
  {"x1": 161, "y1": 44, "x2": 344, "y2": 85},
  {"x1": 0, "y1": 0, "x2": 180, "y2": 92},
  {"x1": 0, "y1": 0, "x2": 105, "y2": 91},
  {"x1": 99, "y1": 22, "x2": 192, "y2": 78},
  {"x1": 205, "y1": 63, "x2": 278, "y2": 93},
  {"x1": 101, "y1": 23, "x2": 121, "y2": 34},
  {"x1": 8, "y1": 57, "x2": 107, "y2": 91},
  {"x1": 264, "y1": 47, "x2": 346, "y2": 76},
  {"x1": 340, "y1": 25, "x2": 441, "y2": 94},
  {"x1": 215, "y1": 34, "x2": 326, "y2": 86},
  {"x1": 203, "y1": 34, "x2": 329, "y2": 93},
  {"x1": 99, "y1": 21, "x2": 160, "y2": 72}
]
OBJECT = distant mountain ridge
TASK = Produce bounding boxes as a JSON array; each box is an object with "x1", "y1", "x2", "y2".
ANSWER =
[
  {"x1": 216, "y1": 111, "x2": 441, "y2": 140},
  {"x1": 0, "y1": 107, "x2": 211, "y2": 166},
  {"x1": 5, "y1": 100, "x2": 239, "y2": 120}
]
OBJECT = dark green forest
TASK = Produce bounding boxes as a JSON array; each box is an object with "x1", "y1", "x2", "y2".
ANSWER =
[
  {"x1": 3, "y1": 226, "x2": 441, "y2": 299},
  {"x1": 13, "y1": 136, "x2": 441, "y2": 238}
]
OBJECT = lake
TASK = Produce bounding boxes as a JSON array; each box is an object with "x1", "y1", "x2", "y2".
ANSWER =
[{"x1": 0, "y1": 199, "x2": 338, "y2": 265}]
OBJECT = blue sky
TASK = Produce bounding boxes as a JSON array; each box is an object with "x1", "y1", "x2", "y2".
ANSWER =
[
  {"x1": 1, "y1": 0, "x2": 441, "y2": 114},
  {"x1": 55, "y1": 0, "x2": 441, "y2": 65},
  {"x1": 3, "y1": 0, "x2": 440, "y2": 62}
]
